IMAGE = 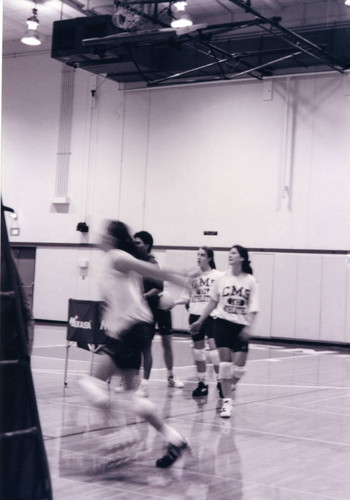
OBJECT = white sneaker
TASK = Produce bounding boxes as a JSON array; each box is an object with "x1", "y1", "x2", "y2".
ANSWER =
[
  {"x1": 220, "y1": 398, "x2": 232, "y2": 418},
  {"x1": 168, "y1": 376, "x2": 184, "y2": 388},
  {"x1": 136, "y1": 380, "x2": 149, "y2": 398}
]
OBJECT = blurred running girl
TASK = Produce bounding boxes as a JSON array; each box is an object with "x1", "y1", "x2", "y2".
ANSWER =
[{"x1": 79, "y1": 220, "x2": 190, "y2": 467}]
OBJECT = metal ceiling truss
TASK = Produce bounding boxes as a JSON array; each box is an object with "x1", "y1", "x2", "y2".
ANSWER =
[
  {"x1": 144, "y1": 0, "x2": 347, "y2": 86},
  {"x1": 227, "y1": 0, "x2": 346, "y2": 74},
  {"x1": 54, "y1": 1, "x2": 350, "y2": 87}
]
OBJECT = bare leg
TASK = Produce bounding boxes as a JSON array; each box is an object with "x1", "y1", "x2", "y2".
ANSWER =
[
  {"x1": 93, "y1": 352, "x2": 120, "y2": 381},
  {"x1": 207, "y1": 337, "x2": 220, "y2": 376},
  {"x1": 217, "y1": 347, "x2": 232, "y2": 398},
  {"x1": 232, "y1": 350, "x2": 248, "y2": 386},
  {"x1": 193, "y1": 338, "x2": 206, "y2": 379},
  {"x1": 79, "y1": 354, "x2": 187, "y2": 467},
  {"x1": 161, "y1": 334, "x2": 184, "y2": 388},
  {"x1": 161, "y1": 334, "x2": 173, "y2": 372},
  {"x1": 142, "y1": 346, "x2": 153, "y2": 380}
]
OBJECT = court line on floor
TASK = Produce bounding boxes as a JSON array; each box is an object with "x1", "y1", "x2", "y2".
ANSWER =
[
  {"x1": 33, "y1": 344, "x2": 70, "y2": 348},
  {"x1": 32, "y1": 355, "x2": 91, "y2": 363},
  {"x1": 39, "y1": 393, "x2": 350, "y2": 450},
  {"x1": 171, "y1": 416, "x2": 350, "y2": 448},
  {"x1": 247, "y1": 353, "x2": 339, "y2": 362},
  {"x1": 31, "y1": 367, "x2": 349, "y2": 392},
  {"x1": 254, "y1": 400, "x2": 350, "y2": 417}
]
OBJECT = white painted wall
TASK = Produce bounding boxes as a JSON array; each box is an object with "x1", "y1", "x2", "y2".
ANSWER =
[
  {"x1": 2, "y1": 51, "x2": 350, "y2": 343},
  {"x1": 122, "y1": 76, "x2": 350, "y2": 249},
  {"x1": 2, "y1": 55, "x2": 124, "y2": 244},
  {"x1": 30, "y1": 246, "x2": 350, "y2": 345}
]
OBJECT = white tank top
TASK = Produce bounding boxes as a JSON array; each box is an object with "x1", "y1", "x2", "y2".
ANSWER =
[{"x1": 99, "y1": 250, "x2": 153, "y2": 338}]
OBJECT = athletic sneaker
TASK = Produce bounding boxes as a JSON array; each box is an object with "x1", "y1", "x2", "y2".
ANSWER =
[
  {"x1": 168, "y1": 376, "x2": 184, "y2": 388},
  {"x1": 217, "y1": 381, "x2": 224, "y2": 399},
  {"x1": 220, "y1": 398, "x2": 232, "y2": 418},
  {"x1": 156, "y1": 440, "x2": 189, "y2": 468},
  {"x1": 135, "y1": 380, "x2": 149, "y2": 398},
  {"x1": 192, "y1": 381, "x2": 208, "y2": 397}
]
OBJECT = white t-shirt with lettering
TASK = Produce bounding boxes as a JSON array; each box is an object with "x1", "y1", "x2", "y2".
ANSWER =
[
  {"x1": 185, "y1": 268, "x2": 222, "y2": 316},
  {"x1": 210, "y1": 270, "x2": 259, "y2": 326}
]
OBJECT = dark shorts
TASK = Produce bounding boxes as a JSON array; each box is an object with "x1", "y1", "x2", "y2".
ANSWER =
[
  {"x1": 189, "y1": 314, "x2": 215, "y2": 342},
  {"x1": 102, "y1": 322, "x2": 153, "y2": 370},
  {"x1": 149, "y1": 307, "x2": 172, "y2": 338},
  {"x1": 213, "y1": 318, "x2": 249, "y2": 353}
]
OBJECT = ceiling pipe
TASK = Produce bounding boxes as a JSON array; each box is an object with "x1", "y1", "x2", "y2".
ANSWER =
[{"x1": 122, "y1": 68, "x2": 350, "y2": 92}]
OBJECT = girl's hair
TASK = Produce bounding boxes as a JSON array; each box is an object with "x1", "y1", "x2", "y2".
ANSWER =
[
  {"x1": 232, "y1": 245, "x2": 253, "y2": 274},
  {"x1": 200, "y1": 246, "x2": 216, "y2": 269},
  {"x1": 106, "y1": 220, "x2": 139, "y2": 257}
]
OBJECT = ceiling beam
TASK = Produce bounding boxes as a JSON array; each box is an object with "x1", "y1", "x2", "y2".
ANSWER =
[
  {"x1": 227, "y1": 0, "x2": 347, "y2": 73},
  {"x1": 60, "y1": 0, "x2": 98, "y2": 16}
]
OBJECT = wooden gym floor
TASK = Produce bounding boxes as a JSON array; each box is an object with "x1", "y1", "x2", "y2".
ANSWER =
[{"x1": 31, "y1": 324, "x2": 350, "y2": 500}]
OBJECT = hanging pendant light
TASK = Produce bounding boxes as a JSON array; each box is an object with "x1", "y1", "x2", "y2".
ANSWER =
[
  {"x1": 21, "y1": 8, "x2": 41, "y2": 46},
  {"x1": 171, "y1": 1, "x2": 193, "y2": 29}
]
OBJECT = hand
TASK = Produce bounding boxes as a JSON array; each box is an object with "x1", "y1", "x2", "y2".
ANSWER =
[{"x1": 190, "y1": 320, "x2": 201, "y2": 334}]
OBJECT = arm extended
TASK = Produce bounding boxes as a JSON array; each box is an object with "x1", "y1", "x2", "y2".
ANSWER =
[{"x1": 112, "y1": 250, "x2": 189, "y2": 289}]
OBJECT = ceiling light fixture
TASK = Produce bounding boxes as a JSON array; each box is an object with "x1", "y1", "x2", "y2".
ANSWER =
[
  {"x1": 171, "y1": 1, "x2": 193, "y2": 28},
  {"x1": 21, "y1": 7, "x2": 41, "y2": 46},
  {"x1": 345, "y1": 0, "x2": 350, "y2": 6}
]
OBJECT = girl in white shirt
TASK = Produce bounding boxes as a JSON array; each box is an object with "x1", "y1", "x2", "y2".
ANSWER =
[
  {"x1": 79, "y1": 220, "x2": 190, "y2": 467},
  {"x1": 175, "y1": 247, "x2": 222, "y2": 398},
  {"x1": 190, "y1": 245, "x2": 259, "y2": 418}
]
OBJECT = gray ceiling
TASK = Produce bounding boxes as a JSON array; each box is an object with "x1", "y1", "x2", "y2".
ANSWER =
[{"x1": 4, "y1": 1, "x2": 350, "y2": 88}]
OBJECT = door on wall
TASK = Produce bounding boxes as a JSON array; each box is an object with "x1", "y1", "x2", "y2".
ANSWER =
[{"x1": 11, "y1": 247, "x2": 36, "y2": 313}]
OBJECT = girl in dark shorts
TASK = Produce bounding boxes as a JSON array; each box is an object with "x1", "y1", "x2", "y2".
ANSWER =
[
  {"x1": 190, "y1": 245, "x2": 259, "y2": 418},
  {"x1": 175, "y1": 247, "x2": 222, "y2": 398},
  {"x1": 78, "y1": 220, "x2": 190, "y2": 467}
]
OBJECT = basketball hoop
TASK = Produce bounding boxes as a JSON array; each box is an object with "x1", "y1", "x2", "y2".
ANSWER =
[{"x1": 112, "y1": 1, "x2": 142, "y2": 31}]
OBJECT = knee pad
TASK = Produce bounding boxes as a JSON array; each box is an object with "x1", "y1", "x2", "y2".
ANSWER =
[
  {"x1": 133, "y1": 395, "x2": 157, "y2": 419},
  {"x1": 78, "y1": 375, "x2": 110, "y2": 409},
  {"x1": 208, "y1": 349, "x2": 220, "y2": 366},
  {"x1": 219, "y1": 361, "x2": 232, "y2": 380},
  {"x1": 193, "y1": 348, "x2": 206, "y2": 362},
  {"x1": 232, "y1": 365, "x2": 246, "y2": 380}
]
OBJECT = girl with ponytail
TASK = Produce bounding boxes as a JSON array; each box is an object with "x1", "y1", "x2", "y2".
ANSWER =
[
  {"x1": 190, "y1": 244, "x2": 259, "y2": 419},
  {"x1": 174, "y1": 247, "x2": 223, "y2": 399}
]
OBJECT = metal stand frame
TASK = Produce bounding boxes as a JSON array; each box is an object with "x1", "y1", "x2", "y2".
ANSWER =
[
  {"x1": 63, "y1": 340, "x2": 105, "y2": 386},
  {"x1": 0, "y1": 201, "x2": 53, "y2": 499}
]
